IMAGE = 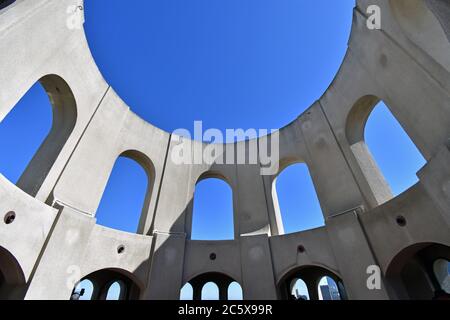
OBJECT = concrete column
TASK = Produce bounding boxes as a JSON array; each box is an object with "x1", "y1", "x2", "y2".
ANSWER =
[
  {"x1": 25, "y1": 207, "x2": 96, "y2": 300},
  {"x1": 304, "y1": 278, "x2": 319, "y2": 301},
  {"x1": 240, "y1": 235, "x2": 277, "y2": 299},
  {"x1": 418, "y1": 145, "x2": 450, "y2": 227},
  {"x1": 192, "y1": 283, "x2": 203, "y2": 301},
  {"x1": 218, "y1": 282, "x2": 229, "y2": 301},
  {"x1": 325, "y1": 211, "x2": 390, "y2": 300},
  {"x1": 143, "y1": 232, "x2": 186, "y2": 300}
]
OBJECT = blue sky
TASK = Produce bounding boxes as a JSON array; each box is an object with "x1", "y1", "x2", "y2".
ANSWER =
[{"x1": 0, "y1": 0, "x2": 427, "y2": 300}]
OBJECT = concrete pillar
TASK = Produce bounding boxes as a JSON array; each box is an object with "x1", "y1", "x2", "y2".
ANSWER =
[
  {"x1": 143, "y1": 232, "x2": 186, "y2": 300},
  {"x1": 192, "y1": 283, "x2": 202, "y2": 301},
  {"x1": 240, "y1": 235, "x2": 277, "y2": 299},
  {"x1": 418, "y1": 145, "x2": 450, "y2": 228},
  {"x1": 325, "y1": 211, "x2": 391, "y2": 300},
  {"x1": 304, "y1": 278, "x2": 319, "y2": 301},
  {"x1": 25, "y1": 207, "x2": 96, "y2": 300}
]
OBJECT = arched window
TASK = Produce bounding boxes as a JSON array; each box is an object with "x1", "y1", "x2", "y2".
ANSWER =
[
  {"x1": 228, "y1": 281, "x2": 243, "y2": 300},
  {"x1": 274, "y1": 163, "x2": 324, "y2": 234},
  {"x1": 433, "y1": 259, "x2": 450, "y2": 294},
  {"x1": 0, "y1": 82, "x2": 51, "y2": 187},
  {"x1": 191, "y1": 178, "x2": 234, "y2": 240},
  {"x1": 180, "y1": 283, "x2": 193, "y2": 300},
  {"x1": 96, "y1": 155, "x2": 150, "y2": 233},
  {"x1": 71, "y1": 279, "x2": 94, "y2": 301},
  {"x1": 70, "y1": 269, "x2": 140, "y2": 300},
  {"x1": 0, "y1": 246, "x2": 26, "y2": 300},
  {"x1": 386, "y1": 244, "x2": 450, "y2": 299},
  {"x1": 347, "y1": 97, "x2": 426, "y2": 205},
  {"x1": 201, "y1": 282, "x2": 219, "y2": 300},
  {"x1": 318, "y1": 276, "x2": 341, "y2": 300},
  {"x1": 365, "y1": 101, "x2": 426, "y2": 198},
  {"x1": 291, "y1": 278, "x2": 309, "y2": 300},
  {"x1": 0, "y1": 0, "x2": 16, "y2": 10},
  {"x1": 0, "y1": 75, "x2": 76, "y2": 197},
  {"x1": 106, "y1": 281, "x2": 125, "y2": 300},
  {"x1": 278, "y1": 265, "x2": 346, "y2": 300}
]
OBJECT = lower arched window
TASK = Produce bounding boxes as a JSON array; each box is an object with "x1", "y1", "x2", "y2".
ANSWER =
[
  {"x1": 433, "y1": 259, "x2": 450, "y2": 294},
  {"x1": 71, "y1": 279, "x2": 94, "y2": 301},
  {"x1": 227, "y1": 281, "x2": 243, "y2": 300},
  {"x1": 318, "y1": 276, "x2": 341, "y2": 300},
  {"x1": 180, "y1": 283, "x2": 194, "y2": 300},
  {"x1": 201, "y1": 282, "x2": 219, "y2": 300},
  {"x1": 70, "y1": 269, "x2": 140, "y2": 300},
  {"x1": 291, "y1": 278, "x2": 309, "y2": 300},
  {"x1": 106, "y1": 281, "x2": 126, "y2": 300},
  {"x1": 0, "y1": 0, "x2": 16, "y2": 10}
]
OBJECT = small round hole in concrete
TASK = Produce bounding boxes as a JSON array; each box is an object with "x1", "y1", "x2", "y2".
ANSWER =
[
  {"x1": 4, "y1": 211, "x2": 15, "y2": 225},
  {"x1": 209, "y1": 253, "x2": 216, "y2": 261},
  {"x1": 396, "y1": 215, "x2": 407, "y2": 227},
  {"x1": 117, "y1": 245, "x2": 125, "y2": 254},
  {"x1": 297, "y1": 245, "x2": 306, "y2": 253}
]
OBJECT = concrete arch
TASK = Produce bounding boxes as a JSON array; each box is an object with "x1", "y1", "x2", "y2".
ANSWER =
[
  {"x1": 197, "y1": 170, "x2": 233, "y2": 187},
  {"x1": 187, "y1": 173, "x2": 236, "y2": 240},
  {"x1": 277, "y1": 264, "x2": 345, "y2": 300},
  {"x1": 0, "y1": 0, "x2": 16, "y2": 11},
  {"x1": 2, "y1": 74, "x2": 77, "y2": 198},
  {"x1": 389, "y1": 0, "x2": 450, "y2": 71},
  {"x1": 345, "y1": 95, "x2": 425, "y2": 206},
  {"x1": 72, "y1": 268, "x2": 143, "y2": 300},
  {"x1": 0, "y1": 246, "x2": 26, "y2": 300},
  {"x1": 185, "y1": 272, "x2": 241, "y2": 301},
  {"x1": 385, "y1": 242, "x2": 450, "y2": 300},
  {"x1": 118, "y1": 150, "x2": 156, "y2": 234},
  {"x1": 271, "y1": 161, "x2": 324, "y2": 235}
]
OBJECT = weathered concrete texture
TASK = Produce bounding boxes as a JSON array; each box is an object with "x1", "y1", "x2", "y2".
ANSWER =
[{"x1": 0, "y1": 0, "x2": 449, "y2": 300}]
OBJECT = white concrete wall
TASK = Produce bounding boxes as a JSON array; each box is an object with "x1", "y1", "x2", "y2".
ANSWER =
[{"x1": 0, "y1": 0, "x2": 449, "y2": 300}]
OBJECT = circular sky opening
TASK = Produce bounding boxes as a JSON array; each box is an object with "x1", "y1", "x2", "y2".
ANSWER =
[{"x1": 84, "y1": 0, "x2": 354, "y2": 138}]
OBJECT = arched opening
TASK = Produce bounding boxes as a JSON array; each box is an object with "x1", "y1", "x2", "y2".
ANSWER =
[
  {"x1": 201, "y1": 282, "x2": 219, "y2": 301},
  {"x1": 180, "y1": 282, "x2": 193, "y2": 300},
  {"x1": 278, "y1": 265, "x2": 347, "y2": 301},
  {"x1": 186, "y1": 272, "x2": 239, "y2": 301},
  {"x1": 0, "y1": 246, "x2": 26, "y2": 300},
  {"x1": 433, "y1": 259, "x2": 450, "y2": 294},
  {"x1": 0, "y1": 75, "x2": 77, "y2": 198},
  {"x1": 0, "y1": 0, "x2": 16, "y2": 10},
  {"x1": 96, "y1": 151, "x2": 154, "y2": 234},
  {"x1": 390, "y1": 0, "x2": 450, "y2": 70},
  {"x1": 70, "y1": 269, "x2": 140, "y2": 300},
  {"x1": 273, "y1": 163, "x2": 324, "y2": 234},
  {"x1": 191, "y1": 177, "x2": 234, "y2": 240},
  {"x1": 290, "y1": 278, "x2": 310, "y2": 300},
  {"x1": 71, "y1": 279, "x2": 94, "y2": 301},
  {"x1": 318, "y1": 276, "x2": 342, "y2": 300},
  {"x1": 106, "y1": 281, "x2": 126, "y2": 300},
  {"x1": 386, "y1": 243, "x2": 450, "y2": 300},
  {"x1": 346, "y1": 97, "x2": 425, "y2": 205},
  {"x1": 227, "y1": 281, "x2": 243, "y2": 300}
]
